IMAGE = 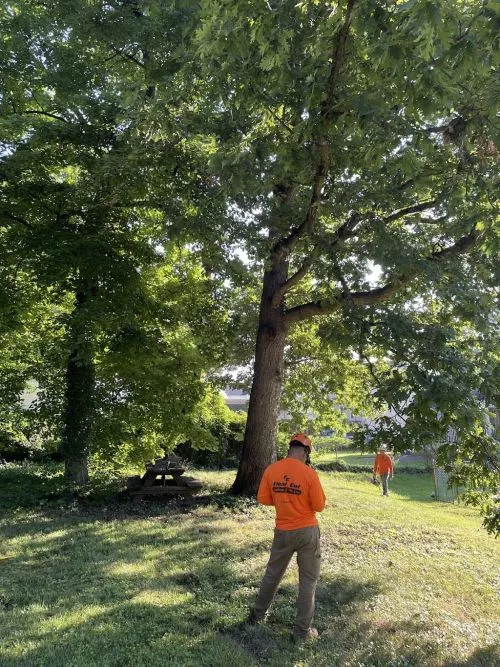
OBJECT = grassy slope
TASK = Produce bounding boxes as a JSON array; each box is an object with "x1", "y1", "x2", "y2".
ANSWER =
[{"x1": 0, "y1": 464, "x2": 498, "y2": 667}]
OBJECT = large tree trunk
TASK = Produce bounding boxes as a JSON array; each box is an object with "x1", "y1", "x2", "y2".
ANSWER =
[
  {"x1": 231, "y1": 257, "x2": 288, "y2": 495},
  {"x1": 61, "y1": 286, "x2": 95, "y2": 484}
]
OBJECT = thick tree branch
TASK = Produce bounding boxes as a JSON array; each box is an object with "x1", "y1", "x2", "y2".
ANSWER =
[
  {"x1": 22, "y1": 109, "x2": 70, "y2": 123},
  {"x1": 321, "y1": 0, "x2": 357, "y2": 122},
  {"x1": 284, "y1": 228, "x2": 480, "y2": 325},
  {"x1": 273, "y1": 0, "x2": 357, "y2": 261},
  {"x1": 326, "y1": 212, "x2": 361, "y2": 252},
  {"x1": 1, "y1": 212, "x2": 33, "y2": 229},
  {"x1": 429, "y1": 228, "x2": 478, "y2": 260},
  {"x1": 383, "y1": 200, "x2": 438, "y2": 223},
  {"x1": 271, "y1": 259, "x2": 312, "y2": 307},
  {"x1": 321, "y1": 200, "x2": 444, "y2": 260},
  {"x1": 424, "y1": 123, "x2": 454, "y2": 133},
  {"x1": 409, "y1": 213, "x2": 447, "y2": 225}
]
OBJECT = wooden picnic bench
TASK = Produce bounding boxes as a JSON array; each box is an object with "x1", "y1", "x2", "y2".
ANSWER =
[{"x1": 127, "y1": 455, "x2": 203, "y2": 502}]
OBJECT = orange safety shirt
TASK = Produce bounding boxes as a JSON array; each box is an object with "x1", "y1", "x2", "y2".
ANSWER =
[
  {"x1": 373, "y1": 452, "x2": 394, "y2": 475},
  {"x1": 257, "y1": 458, "x2": 326, "y2": 531}
]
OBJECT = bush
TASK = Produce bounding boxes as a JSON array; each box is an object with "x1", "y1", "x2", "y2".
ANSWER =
[
  {"x1": 0, "y1": 406, "x2": 63, "y2": 462},
  {"x1": 175, "y1": 409, "x2": 246, "y2": 469},
  {"x1": 0, "y1": 431, "x2": 28, "y2": 461},
  {"x1": 312, "y1": 435, "x2": 352, "y2": 454}
]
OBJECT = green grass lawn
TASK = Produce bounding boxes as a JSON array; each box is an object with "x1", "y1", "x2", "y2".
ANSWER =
[
  {"x1": 314, "y1": 450, "x2": 428, "y2": 470},
  {"x1": 0, "y1": 463, "x2": 498, "y2": 667}
]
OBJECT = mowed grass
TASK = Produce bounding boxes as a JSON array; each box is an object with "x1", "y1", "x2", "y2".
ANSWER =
[
  {"x1": 0, "y1": 464, "x2": 498, "y2": 667},
  {"x1": 314, "y1": 450, "x2": 428, "y2": 470}
]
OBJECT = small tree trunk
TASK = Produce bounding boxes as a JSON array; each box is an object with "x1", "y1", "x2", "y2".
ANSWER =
[
  {"x1": 64, "y1": 454, "x2": 90, "y2": 485},
  {"x1": 61, "y1": 286, "x2": 95, "y2": 484},
  {"x1": 231, "y1": 258, "x2": 288, "y2": 495}
]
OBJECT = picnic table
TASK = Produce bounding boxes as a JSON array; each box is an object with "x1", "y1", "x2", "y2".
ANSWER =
[{"x1": 127, "y1": 455, "x2": 203, "y2": 502}]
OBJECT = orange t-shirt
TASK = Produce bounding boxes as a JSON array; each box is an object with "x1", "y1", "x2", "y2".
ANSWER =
[
  {"x1": 373, "y1": 452, "x2": 394, "y2": 475},
  {"x1": 257, "y1": 458, "x2": 326, "y2": 530}
]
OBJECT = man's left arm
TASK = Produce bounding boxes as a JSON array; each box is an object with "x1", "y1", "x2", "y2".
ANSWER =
[{"x1": 310, "y1": 472, "x2": 326, "y2": 512}]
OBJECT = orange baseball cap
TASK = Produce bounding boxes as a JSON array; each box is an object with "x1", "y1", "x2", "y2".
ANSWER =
[{"x1": 290, "y1": 432, "x2": 312, "y2": 450}]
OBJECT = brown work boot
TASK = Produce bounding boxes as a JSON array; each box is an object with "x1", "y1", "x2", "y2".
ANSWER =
[{"x1": 293, "y1": 627, "x2": 319, "y2": 644}]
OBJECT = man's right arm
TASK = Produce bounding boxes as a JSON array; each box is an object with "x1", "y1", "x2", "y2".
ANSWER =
[{"x1": 257, "y1": 470, "x2": 274, "y2": 506}]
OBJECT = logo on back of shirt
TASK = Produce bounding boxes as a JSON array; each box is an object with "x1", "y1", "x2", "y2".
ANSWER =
[{"x1": 272, "y1": 474, "x2": 302, "y2": 496}]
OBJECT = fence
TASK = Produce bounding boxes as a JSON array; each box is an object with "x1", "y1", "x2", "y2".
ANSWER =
[{"x1": 433, "y1": 466, "x2": 463, "y2": 503}]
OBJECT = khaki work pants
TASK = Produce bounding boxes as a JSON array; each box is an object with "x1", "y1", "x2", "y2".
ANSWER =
[{"x1": 253, "y1": 525, "x2": 321, "y2": 639}]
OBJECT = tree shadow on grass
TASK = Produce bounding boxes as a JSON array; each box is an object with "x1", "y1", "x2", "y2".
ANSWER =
[
  {"x1": 284, "y1": 573, "x2": 446, "y2": 665},
  {"x1": 0, "y1": 462, "x2": 132, "y2": 515},
  {"x1": 222, "y1": 572, "x2": 455, "y2": 667},
  {"x1": 0, "y1": 462, "x2": 261, "y2": 525},
  {"x1": 0, "y1": 505, "x2": 385, "y2": 666},
  {"x1": 0, "y1": 466, "x2": 493, "y2": 667},
  {"x1": 0, "y1": 463, "x2": 67, "y2": 510},
  {"x1": 0, "y1": 512, "x2": 492, "y2": 667},
  {"x1": 441, "y1": 645, "x2": 500, "y2": 667},
  {"x1": 0, "y1": 598, "x2": 258, "y2": 667},
  {"x1": 0, "y1": 509, "x2": 271, "y2": 667}
]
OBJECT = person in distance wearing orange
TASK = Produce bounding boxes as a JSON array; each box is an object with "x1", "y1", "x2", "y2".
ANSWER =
[
  {"x1": 373, "y1": 444, "x2": 394, "y2": 496},
  {"x1": 248, "y1": 433, "x2": 326, "y2": 644}
]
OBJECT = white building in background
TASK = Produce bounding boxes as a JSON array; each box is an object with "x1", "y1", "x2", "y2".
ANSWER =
[
  {"x1": 20, "y1": 381, "x2": 38, "y2": 409},
  {"x1": 222, "y1": 388, "x2": 249, "y2": 412},
  {"x1": 221, "y1": 387, "x2": 387, "y2": 436},
  {"x1": 223, "y1": 388, "x2": 498, "y2": 443},
  {"x1": 221, "y1": 388, "x2": 314, "y2": 421}
]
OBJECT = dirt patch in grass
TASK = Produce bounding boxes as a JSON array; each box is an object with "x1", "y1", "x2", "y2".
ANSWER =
[{"x1": 224, "y1": 623, "x2": 280, "y2": 664}]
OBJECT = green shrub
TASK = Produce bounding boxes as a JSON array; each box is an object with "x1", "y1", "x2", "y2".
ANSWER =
[
  {"x1": 175, "y1": 409, "x2": 246, "y2": 469},
  {"x1": 312, "y1": 435, "x2": 352, "y2": 453}
]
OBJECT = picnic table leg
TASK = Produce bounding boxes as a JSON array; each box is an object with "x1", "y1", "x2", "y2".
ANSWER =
[
  {"x1": 141, "y1": 471, "x2": 157, "y2": 488},
  {"x1": 133, "y1": 470, "x2": 157, "y2": 502}
]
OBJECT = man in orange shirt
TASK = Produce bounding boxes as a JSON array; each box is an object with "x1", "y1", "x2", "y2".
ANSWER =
[
  {"x1": 249, "y1": 433, "x2": 326, "y2": 644},
  {"x1": 373, "y1": 445, "x2": 394, "y2": 496}
]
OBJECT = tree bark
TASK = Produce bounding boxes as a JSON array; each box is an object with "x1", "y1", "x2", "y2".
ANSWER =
[
  {"x1": 231, "y1": 257, "x2": 288, "y2": 495},
  {"x1": 231, "y1": 5, "x2": 359, "y2": 496},
  {"x1": 61, "y1": 286, "x2": 95, "y2": 484}
]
